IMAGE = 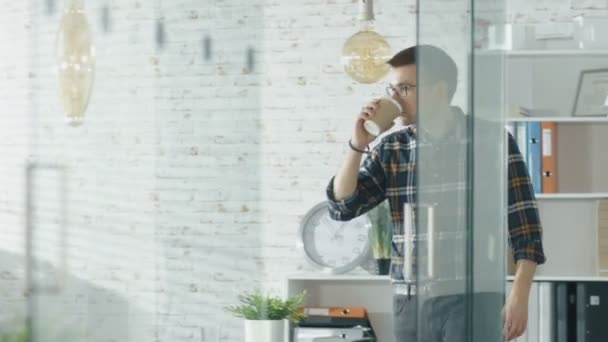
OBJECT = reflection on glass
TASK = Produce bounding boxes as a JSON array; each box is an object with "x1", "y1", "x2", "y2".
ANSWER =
[
  {"x1": 155, "y1": 18, "x2": 166, "y2": 50},
  {"x1": 100, "y1": 3, "x2": 111, "y2": 33},
  {"x1": 203, "y1": 35, "x2": 212, "y2": 61},
  {"x1": 56, "y1": 0, "x2": 95, "y2": 127},
  {"x1": 45, "y1": 0, "x2": 56, "y2": 15}
]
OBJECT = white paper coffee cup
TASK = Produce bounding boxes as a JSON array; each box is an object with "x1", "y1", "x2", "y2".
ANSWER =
[{"x1": 364, "y1": 97, "x2": 402, "y2": 136}]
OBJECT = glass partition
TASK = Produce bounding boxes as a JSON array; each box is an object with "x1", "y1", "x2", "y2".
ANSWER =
[
  {"x1": 412, "y1": 0, "x2": 508, "y2": 341},
  {"x1": 0, "y1": 1, "x2": 525, "y2": 342}
]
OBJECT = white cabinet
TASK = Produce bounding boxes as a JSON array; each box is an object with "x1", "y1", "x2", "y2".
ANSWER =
[
  {"x1": 506, "y1": 281, "x2": 555, "y2": 342},
  {"x1": 287, "y1": 276, "x2": 608, "y2": 342},
  {"x1": 287, "y1": 275, "x2": 393, "y2": 342}
]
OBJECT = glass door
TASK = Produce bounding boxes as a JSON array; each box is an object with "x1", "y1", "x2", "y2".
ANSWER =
[
  {"x1": 12, "y1": 1, "x2": 161, "y2": 341},
  {"x1": 410, "y1": 0, "x2": 508, "y2": 341},
  {"x1": 1, "y1": 1, "x2": 267, "y2": 341},
  {"x1": 0, "y1": 0, "x2": 516, "y2": 342}
]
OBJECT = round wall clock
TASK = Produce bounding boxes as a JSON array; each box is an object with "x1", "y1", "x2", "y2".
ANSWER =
[{"x1": 298, "y1": 201, "x2": 371, "y2": 274}]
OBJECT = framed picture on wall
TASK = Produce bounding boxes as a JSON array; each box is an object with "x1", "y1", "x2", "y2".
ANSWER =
[{"x1": 572, "y1": 68, "x2": 608, "y2": 117}]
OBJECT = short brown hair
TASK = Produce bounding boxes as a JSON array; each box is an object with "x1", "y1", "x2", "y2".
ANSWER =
[{"x1": 387, "y1": 45, "x2": 458, "y2": 100}]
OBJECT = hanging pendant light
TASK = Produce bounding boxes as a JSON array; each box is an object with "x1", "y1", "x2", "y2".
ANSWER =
[
  {"x1": 341, "y1": 0, "x2": 392, "y2": 84},
  {"x1": 56, "y1": 0, "x2": 96, "y2": 127},
  {"x1": 100, "y1": 1, "x2": 111, "y2": 33},
  {"x1": 155, "y1": 0, "x2": 166, "y2": 51},
  {"x1": 46, "y1": 0, "x2": 57, "y2": 16},
  {"x1": 202, "y1": 35, "x2": 212, "y2": 61}
]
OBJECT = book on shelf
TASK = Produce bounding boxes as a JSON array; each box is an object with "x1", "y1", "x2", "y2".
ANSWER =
[
  {"x1": 541, "y1": 122, "x2": 557, "y2": 193},
  {"x1": 599, "y1": 200, "x2": 608, "y2": 277},
  {"x1": 528, "y1": 282, "x2": 539, "y2": 342},
  {"x1": 538, "y1": 283, "x2": 554, "y2": 342},
  {"x1": 527, "y1": 121, "x2": 542, "y2": 194},
  {"x1": 511, "y1": 121, "x2": 558, "y2": 194}
]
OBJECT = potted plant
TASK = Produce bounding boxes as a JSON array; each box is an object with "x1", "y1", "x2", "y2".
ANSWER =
[
  {"x1": 0, "y1": 325, "x2": 28, "y2": 342},
  {"x1": 367, "y1": 200, "x2": 393, "y2": 275},
  {"x1": 225, "y1": 290, "x2": 306, "y2": 342}
]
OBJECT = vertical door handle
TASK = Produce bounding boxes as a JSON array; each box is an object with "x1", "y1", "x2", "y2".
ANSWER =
[{"x1": 25, "y1": 162, "x2": 67, "y2": 295}]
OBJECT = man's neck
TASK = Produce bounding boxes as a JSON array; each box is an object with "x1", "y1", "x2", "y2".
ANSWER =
[{"x1": 419, "y1": 106, "x2": 457, "y2": 139}]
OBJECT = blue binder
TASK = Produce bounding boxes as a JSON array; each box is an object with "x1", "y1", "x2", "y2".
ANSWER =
[{"x1": 527, "y1": 122, "x2": 542, "y2": 194}]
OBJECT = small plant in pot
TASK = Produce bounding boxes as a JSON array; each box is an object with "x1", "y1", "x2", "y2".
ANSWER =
[
  {"x1": 0, "y1": 326, "x2": 28, "y2": 342},
  {"x1": 225, "y1": 289, "x2": 306, "y2": 342},
  {"x1": 367, "y1": 200, "x2": 393, "y2": 275}
]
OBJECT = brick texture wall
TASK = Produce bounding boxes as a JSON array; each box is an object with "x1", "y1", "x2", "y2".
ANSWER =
[{"x1": 0, "y1": 0, "x2": 604, "y2": 341}]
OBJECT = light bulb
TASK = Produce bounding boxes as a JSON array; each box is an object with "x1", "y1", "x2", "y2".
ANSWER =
[
  {"x1": 56, "y1": 0, "x2": 95, "y2": 127},
  {"x1": 341, "y1": 0, "x2": 392, "y2": 84}
]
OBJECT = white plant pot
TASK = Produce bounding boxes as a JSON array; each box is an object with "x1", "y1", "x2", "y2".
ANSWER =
[{"x1": 244, "y1": 319, "x2": 285, "y2": 342}]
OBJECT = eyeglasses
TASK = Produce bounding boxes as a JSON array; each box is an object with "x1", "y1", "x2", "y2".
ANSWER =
[{"x1": 386, "y1": 84, "x2": 417, "y2": 98}]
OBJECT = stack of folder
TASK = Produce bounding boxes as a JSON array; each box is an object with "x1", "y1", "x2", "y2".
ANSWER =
[
  {"x1": 293, "y1": 306, "x2": 376, "y2": 342},
  {"x1": 507, "y1": 121, "x2": 557, "y2": 194}
]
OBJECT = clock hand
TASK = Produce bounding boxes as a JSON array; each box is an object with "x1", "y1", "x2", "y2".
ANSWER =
[
  {"x1": 332, "y1": 221, "x2": 348, "y2": 239},
  {"x1": 322, "y1": 215, "x2": 338, "y2": 236}
]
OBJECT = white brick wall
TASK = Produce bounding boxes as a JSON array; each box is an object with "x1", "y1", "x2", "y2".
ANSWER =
[{"x1": 0, "y1": 0, "x2": 605, "y2": 341}]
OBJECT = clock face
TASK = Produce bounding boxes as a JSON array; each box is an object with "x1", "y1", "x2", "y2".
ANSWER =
[{"x1": 298, "y1": 202, "x2": 371, "y2": 274}]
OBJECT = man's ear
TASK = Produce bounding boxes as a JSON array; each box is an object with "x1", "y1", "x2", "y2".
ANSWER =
[{"x1": 432, "y1": 80, "x2": 449, "y2": 100}]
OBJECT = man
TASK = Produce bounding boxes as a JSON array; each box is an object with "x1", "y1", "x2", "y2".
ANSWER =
[{"x1": 326, "y1": 45, "x2": 545, "y2": 341}]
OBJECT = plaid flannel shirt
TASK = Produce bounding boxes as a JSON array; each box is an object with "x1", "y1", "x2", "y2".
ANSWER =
[{"x1": 326, "y1": 114, "x2": 546, "y2": 283}]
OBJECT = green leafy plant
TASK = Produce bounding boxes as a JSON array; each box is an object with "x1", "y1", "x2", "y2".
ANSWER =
[
  {"x1": 0, "y1": 313, "x2": 82, "y2": 342},
  {"x1": 225, "y1": 290, "x2": 307, "y2": 323},
  {"x1": 0, "y1": 325, "x2": 28, "y2": 342},
  {"x1": 367, "y1": 200, "x2": 393, "y2": 259}
]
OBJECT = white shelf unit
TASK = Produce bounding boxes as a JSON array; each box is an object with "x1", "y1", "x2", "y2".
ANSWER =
[
  {"x1": 506, "y1": 122, "x2": 608, "y2": 278},
  {"x1": 507, "y1": 116, "x2": 608, "y2": 122},
  {"x1": 477, "y1": 49, "x2": 608, "y2": 57},
  {"x1": 510, "y1": 121, "x2": 608, "y2": 195},
  {"x1": 475, "y1": 51, "x2": 608, "y2": 278},
  {"x1": 288, "y1": 275, "x2": 391, "y2": 281},
  {"x1": 495, "y1": 51, "x2": 608, "y2": 119},
  {"x1": 287, "y1": 276, "x2": 393, "y2": 342},
  {"x1": 506, "y1": 275, "x2": 608, "y2": 282},
  {"x1": 535, "y1": 193, "x2": 608, "y2": 200},
  {"x1": 286, "y1": 275, "x2": 608, "y2": 342},
  {"x1": 476, "y1": 51, "x2": 608, "y2": 197}
]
